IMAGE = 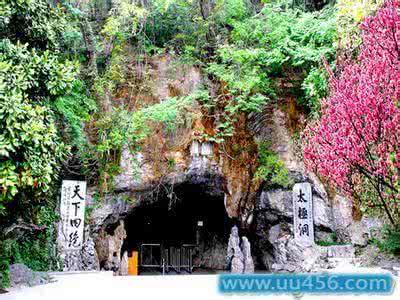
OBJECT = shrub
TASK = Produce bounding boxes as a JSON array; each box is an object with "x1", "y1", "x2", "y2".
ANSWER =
[{"x1": 254, "y1": 142, "x2": 293, "y2": 188}]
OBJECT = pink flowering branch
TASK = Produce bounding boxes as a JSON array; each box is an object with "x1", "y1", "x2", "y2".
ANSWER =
[{"x1": 304, "y1": 0, "x2": 400, "y2": 225}]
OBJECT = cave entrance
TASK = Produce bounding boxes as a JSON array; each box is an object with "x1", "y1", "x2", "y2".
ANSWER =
[{"x1": 121, "y1": 179, "x2": 233, "y2": 274}]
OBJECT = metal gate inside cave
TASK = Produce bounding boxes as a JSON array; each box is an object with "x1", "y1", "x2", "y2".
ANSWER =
[
  {"x1": 120, "y1": 180, "x2": 232, "y2": 274},
  {"x1": 140, "y1": 243, "x2": 197, "y2": 274}
]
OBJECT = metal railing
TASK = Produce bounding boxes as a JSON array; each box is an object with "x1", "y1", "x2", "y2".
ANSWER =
[
  {"x1": 139, "y1": 243, "x2": 197, "y2": 274},
  {"x1": 140, "y1": 243, "x2": 162, "y2": 268},
  {"x1": 180, "y1": 244, "x2": 196, "y2": 273},
  {"x1": 165, "y1": 246, "x2": 180, "y2": 273}
]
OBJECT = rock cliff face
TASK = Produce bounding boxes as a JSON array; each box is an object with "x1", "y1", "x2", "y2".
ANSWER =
[
  {"x1": 247, "y1": 102, "x2": 392, "y2": 272},
  {"x1": 81, "y1": 55, "x2": 391, "y2": 273}
]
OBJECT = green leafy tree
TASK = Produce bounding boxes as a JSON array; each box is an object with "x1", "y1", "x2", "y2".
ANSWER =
[
  {"x1": 0, "y1": 0, "x2": 66, "y2": 50},
  {"x1": 207, "y1": 1, "x2": 337, "y2": 137},
  {"x1": 254, "y1": 142, "x2": 293, "y2": 188},
  {"x1": 0, "y1": 39, "x2": 74, "y2": 213},
  {"x1": 0, "y1": 0, "x2": 91, "y2": 286}
]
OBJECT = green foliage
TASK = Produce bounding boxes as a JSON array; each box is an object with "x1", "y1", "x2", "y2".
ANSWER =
[
  {"x1": 54, "y1": 80, "x2": 97, "y2": 146},
  {"x1": 207, "y1": 1, "x2": 337, "y2": 138},
  {"x1": 0, "y1": 0, "x2": 67, "y2": 50},
  {"x1": 101, "y1": 0, "x2": 147, "y2": 45},
  {"x1": 95, "y1": 108, "x2": 146, "y2": 190},
  {"x1": 0, "y1": 240, "x2": 11, "y2": 288},
  {"x1": 0, "y1": 0, "x2": 87, "y2": 285},
  {"x1": 254, "y1": 141, "x2": 293, "y2": 188},
  {"x1": 93, "y1": 44, "x2": 128, "y2": 100},
  {"x1": 95, "y1": 94, "x2": 194, "y2": 190},
  {"x1": 337, "y1": 0, "x2": 384, "y2": 52},
  {"x1": 315, "y1": 239, "x2": 347, "y2": 246},
  {"x1": 227, "y1": 3, "x2": 337, "y2": 70},
  {"x1": 371, "y1": 225, "x2": 400, "y2": 255},
  {"x1": 144, "y1": 0, "x2": 201, "y2": 51},
  {"x1": 12, "y1": 206, "x2": 59, "y2": 271},
  {"x1": 0, "y1": 205, "x2": 59, "y2": 288},
  {"x1": 143, "y1": 0, "x2": 253, "y2": 57},
  {"x1": 380, "y1": 226, "x2": 400, "y2": 255},
  {"x1": 96, "y1": 94, "x2": 194, "y2": 158},
  {"x1": 315, "y1": 232, "x2": 348, "y2": 246},
  {"x1": 167, "y1": 158, "x2": 176, "y2": 171},
  {"x1": 207, "y1": 46, "x2": 273, "y2": 110},
  {"x1": 96, "y1": 108, "x2": 147, "y2": 155},
  {"x1": 0, "y1": 232, "x2": 58, "y2": 275},
  {"x1": 0, "y1": 100, "x2": 66, "y2": 209},
  {"x1": 0, "y1": 40, "x2": 76, "y2": 101},
  {"x1": 0, "y1": 39, "x2": 76, "y2": 212},
  {"x1": 301, "y1": 67, "x2": 329, "y2": 115},
  {"x1": 141, "y1": 95, "x2": 194, "y2": 131},
  {"x1": 214, "y1": 0, "x2": 250, "y2": 26},
  {"x1": 59, "y1": 5, "x2": 86, "y2": 61},
  {"x1": 291, "y1": 0, "x2": 336, "y2": 12}
]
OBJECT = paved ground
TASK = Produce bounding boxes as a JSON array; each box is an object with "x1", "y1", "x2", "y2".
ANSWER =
[{"x1": 1, "y1": 269, "x2": 399, "y2": 300}]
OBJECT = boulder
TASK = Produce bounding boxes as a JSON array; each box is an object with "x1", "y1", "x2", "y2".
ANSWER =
[
  {"x1": 350, "y1": 222, "x2": 369, "y2": 246},
  {"x1": 325, "y1": 245, "x2": 355, "y2": 258},
  {"x1": 242, "y1": 237, "x2": 255, "y2": 274},
  {"x1": 331, "y1": 195, "x2": 353, "y2": 243},
  {"x1": 349, "y1": 216, "x2": 385, "y2": 246},
  {"x1": 268, "y1": 224, "x2": 281, "y2": 243},
  {"x1": 231, "y1": 246, "x2": 244, "y2": 274},
  {"x1": 120, "y1": 251, "x2": 129, "y2": 276},
  {"x1": 259, "y1": 189, "x2": 293, "y2": 218},
  {"x1": 95, "y1": 220, "x2": 127, "y2": 271},
  {"x1": 270, "y1": 235, "x2": 322, "y2": 273},
  {"x1": 259, "y1": 187, "x2": 334, "y2": 232},
  {"x1": 81, "y1": 237, "x2": 100, "y2": 271},
  {"x1": 9, "y1": 264, "x2": 50, "y2": 287},
  {"x1": 313, "y1": 195, "x2": 333, "y2": 229}
]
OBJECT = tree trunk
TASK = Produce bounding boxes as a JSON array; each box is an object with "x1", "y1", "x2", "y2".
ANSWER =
[{"x1": 376, "y1": 179, "x2": 395, "y2": 225}]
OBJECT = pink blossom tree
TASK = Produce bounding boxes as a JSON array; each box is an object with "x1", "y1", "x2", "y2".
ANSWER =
[{"x1": 303, "y1": 0, "x2": 400, "y2": 224}]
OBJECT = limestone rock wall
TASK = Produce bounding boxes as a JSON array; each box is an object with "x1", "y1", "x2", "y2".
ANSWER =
[
  {"x1": 248, "y1": 101, "x2": 391, "y2": 271},
  {"x1": 59, "y1": 232, "x2": 100, "y2": 272},
  {"x1": 78, "y1": 57, "x2": 394, "y2": 274},
  {"x1": 95, "y1": 220, "x2": 127, "y2": 271}
]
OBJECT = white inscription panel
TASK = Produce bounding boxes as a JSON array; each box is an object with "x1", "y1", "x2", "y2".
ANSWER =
[
  {"x1": 293, "y1": 182, "x2": 314, "y2": 246},
  {"x1": 60, "y1": 180, "x2": 86, "y2": 250}
]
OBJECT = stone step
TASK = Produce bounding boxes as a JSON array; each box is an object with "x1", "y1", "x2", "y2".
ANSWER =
[
  {"x1": 318, "y1": 244, "x2": 355, "y2": 258},
  {"x1": 314, "y1": 255, "x2": 362, "y2": 271}
]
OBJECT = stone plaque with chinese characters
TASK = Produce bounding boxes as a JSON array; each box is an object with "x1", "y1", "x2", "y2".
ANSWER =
[
  {"x1": 293, "y1": 182, "x2": 314, "y2": 246},
  {"x1": 60, "y1": 180, "x2": 86, "y2": 250}
]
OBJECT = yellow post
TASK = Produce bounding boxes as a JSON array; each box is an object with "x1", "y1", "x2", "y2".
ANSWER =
[{"x1": 128, "y1": 251, "x2": 138, "y2": 275}]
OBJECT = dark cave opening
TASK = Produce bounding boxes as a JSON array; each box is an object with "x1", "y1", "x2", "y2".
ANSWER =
[{"x1": 121, "y1": 178, "x2": 234, "y2": 273}]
